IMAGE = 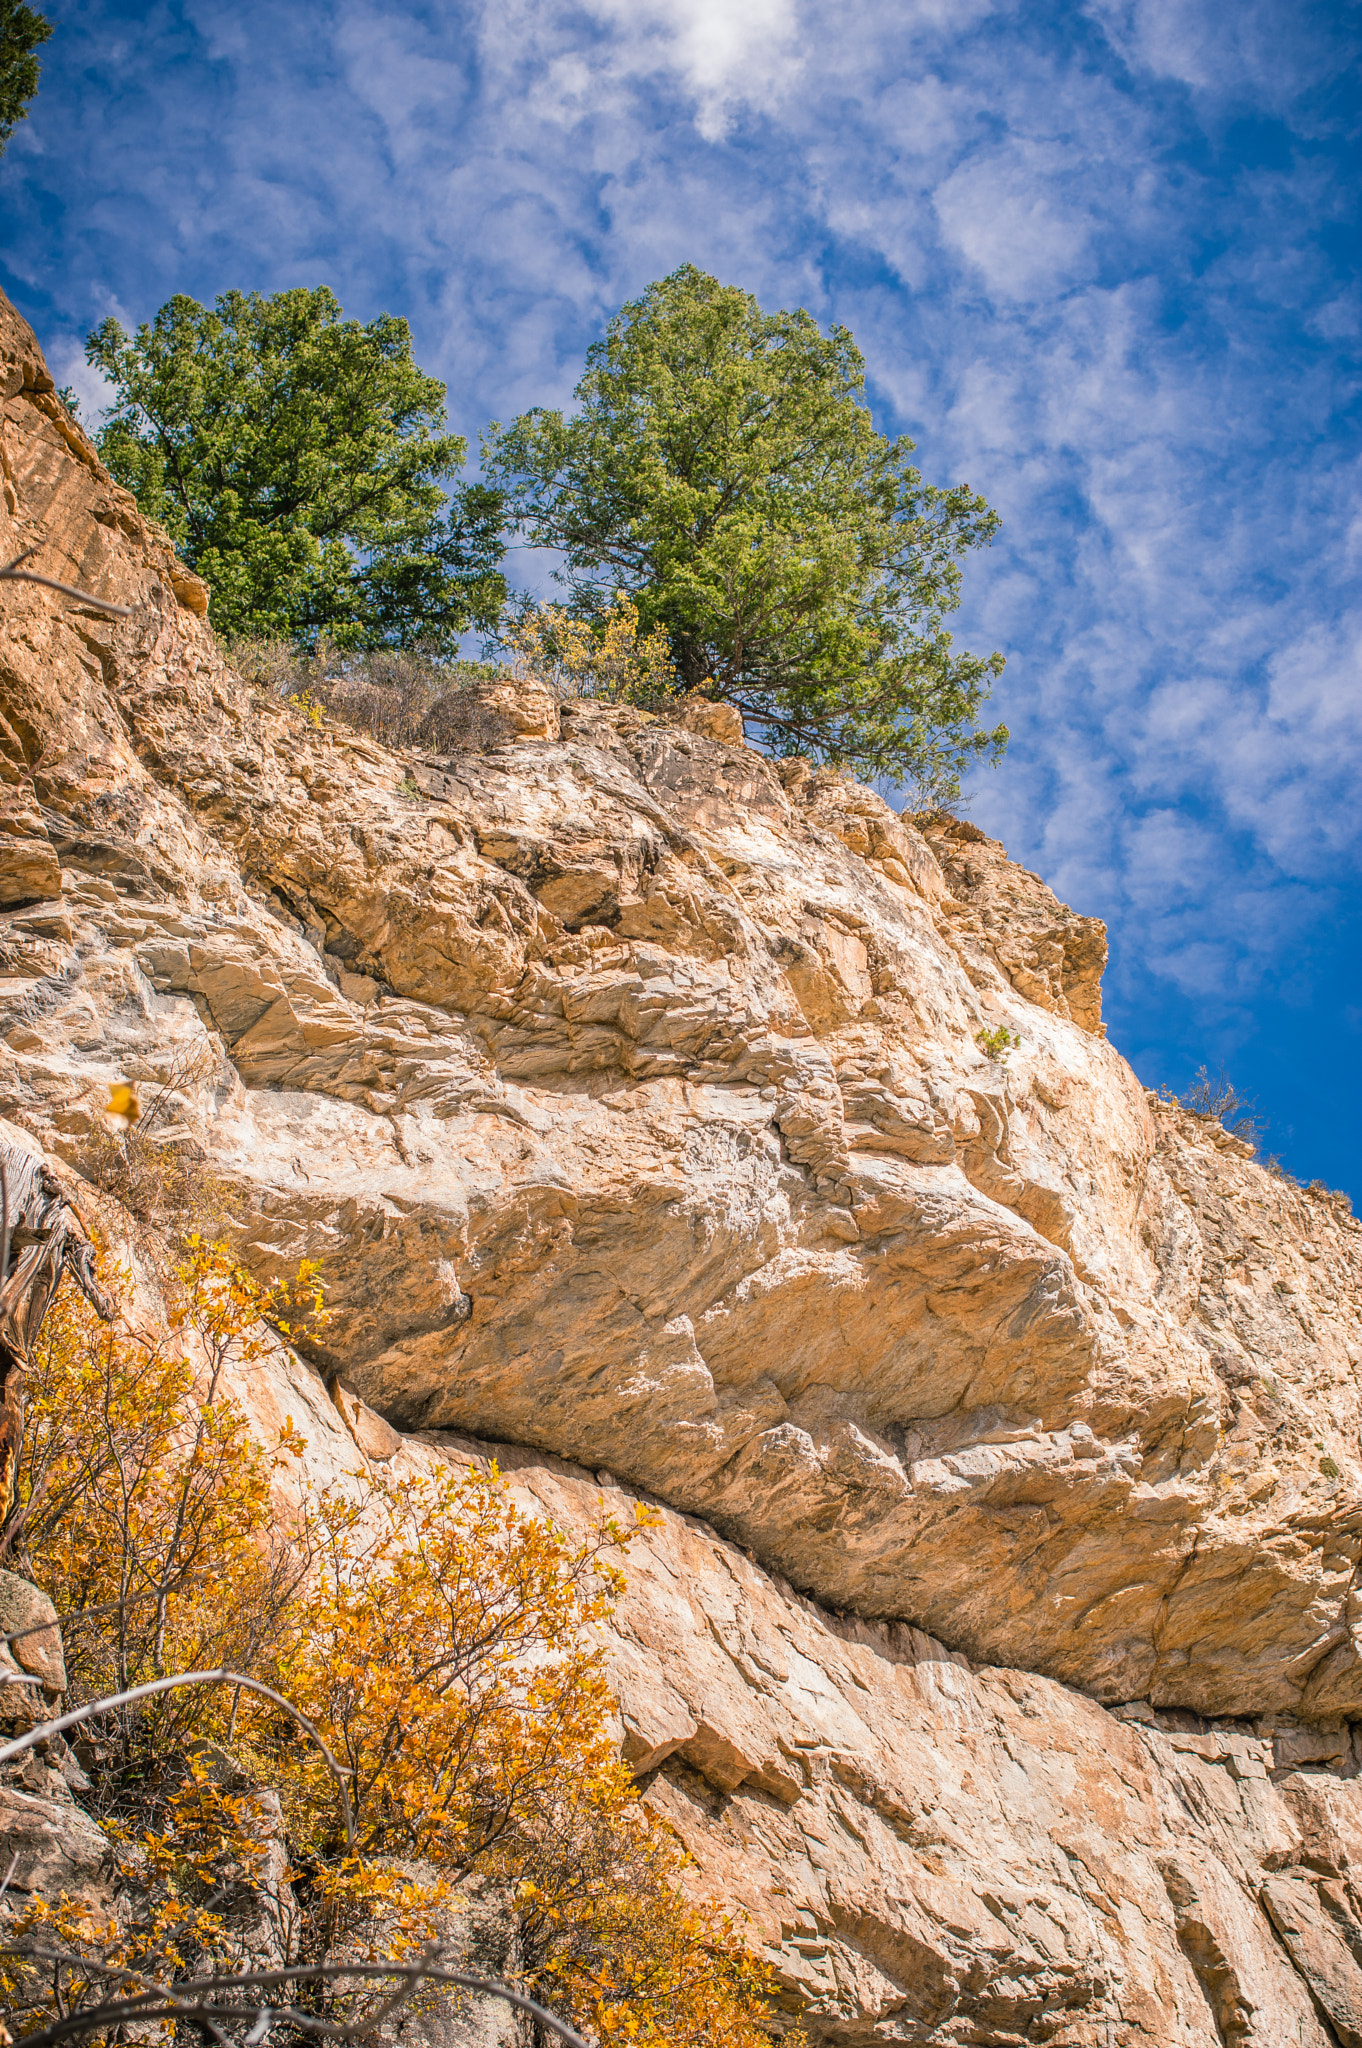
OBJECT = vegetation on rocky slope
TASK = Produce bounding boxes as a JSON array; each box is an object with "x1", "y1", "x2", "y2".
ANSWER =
[
  {"x1": 484, "y1": 265, "x2": 1007, "y2": 798},
  {"x1": 7, "y1": 273, "x2": 1362, "y2": 2041},
  {"x1": 86, "y1": 264, "x2": 1005, "y2": 802},
  {"x1": 1, "y1": 1245, "x2": 781, "y2": 2046}
]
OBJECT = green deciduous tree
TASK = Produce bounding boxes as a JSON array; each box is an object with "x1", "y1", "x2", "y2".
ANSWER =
[
  {"x1": 484, "y1": 264, "x2": 1007, "y2": 801},
  {"x1": 0, "y1": 0, "x2": 51, "y2": 153},
  {"x1": 87, "y1": 287, "x2": 506, "y2": 651}
]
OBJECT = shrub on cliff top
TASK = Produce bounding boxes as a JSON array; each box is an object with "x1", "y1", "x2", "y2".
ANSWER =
[
  {"x1": 505, "y1": 589, "x2": 680, "y2": 703},
  {"x1": 229, "y1": 634, "x2": 515, "y2": 751},
  {"x1": 485, "y1": 263, "x2": 1008, "y2": 801}
]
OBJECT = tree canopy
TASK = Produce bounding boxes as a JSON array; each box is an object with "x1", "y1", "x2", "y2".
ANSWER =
[
  {"x1": 87, "y1": 287, "x2": 506, "y2": 651},
  {"x1": 484, "y1": 264, "x2": 1006, "y2": 799},
  {"x1": 0, "y1": 0, "x2": 51, "y2": 153}
]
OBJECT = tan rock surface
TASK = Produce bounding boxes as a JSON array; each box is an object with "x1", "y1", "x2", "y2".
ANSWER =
[
  {"x1": 9, "y1": 1067, "x2": 1362, "y2": 2043},
  {"x1": 487, "y1": 1439, "x2": 1362, "y2": 2048},
  {"x1": 0, "y1": 1568, "x2": 66, "y2": 1695},
  {"x1": 6, "y1": 284, "x2": 1362, "y2": 2040},
  {"x1": 225, "y1": 1346, "x2": 1362, "y2": 2048}
]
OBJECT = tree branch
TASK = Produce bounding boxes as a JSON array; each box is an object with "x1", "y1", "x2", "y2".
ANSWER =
[{"x1": 0, "y1": 548, "x2": 133, "y2": 617}]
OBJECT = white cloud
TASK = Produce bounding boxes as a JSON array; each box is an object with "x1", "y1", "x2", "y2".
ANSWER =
[
  {"x1": 1081, "y1": 0, "x2": 1331, "y2": 104},
  {"x1": 584, "y1": 0, "x2": 803, "y2": 136},
  {"x1": 43, "y1": 341, "x2": 115, "y2": 425},
  {"x1": 933, "y1": 146, "x2": 1093, "y2": 302}
]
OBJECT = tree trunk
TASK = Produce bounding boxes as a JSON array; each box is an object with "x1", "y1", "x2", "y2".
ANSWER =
[{"x1": 0, "y1": 1141, "x2": 114, "y2": 1527}]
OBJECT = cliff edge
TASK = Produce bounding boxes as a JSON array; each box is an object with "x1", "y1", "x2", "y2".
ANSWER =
[{"x1": 5, "y1": 284, "x2": 1362, "y2": 2044}]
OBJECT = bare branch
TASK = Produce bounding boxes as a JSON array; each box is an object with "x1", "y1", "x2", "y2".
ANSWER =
[
  {"x1": 0, "y1": 548, "x2": 134, "y2": 618},
  {"x1": 0, "y1": 1668, "x2": 355, "y2": 1846},
  {"x1": 3, "y1": 1956, "x2": 595, "y2": 2048}
]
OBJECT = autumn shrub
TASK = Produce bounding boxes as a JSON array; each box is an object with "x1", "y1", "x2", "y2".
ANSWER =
[
  {"x1": 3, "y1": 1760, "x2": 298, "y2": 2041},
  {"x1": 0, "y1": 1244, "x2": 783, "y2": 2048},
  {"x1": 254, "y1": 1467, "x2": 629, "y2": 1871},
  {"x1": 505, "y1": 590, "x2": 677, "y2": 704},
  {"x1": 512, "y1": 1762, "x2": 774, "y2": 2048},
  {"x1": 3, "y1": 1240, "x2": 318, "y2": 1780}
]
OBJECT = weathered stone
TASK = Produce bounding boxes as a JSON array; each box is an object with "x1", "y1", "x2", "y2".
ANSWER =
[
  {"x1": 331, "y1": 1378, "x2": 404, "y2": 1462},
  {"x1": 0, "y1": 786, "x2": 61, "y2": 904},
  {"x1": 0, "y1": 1785, "x2": 111, "y2": 1896},
  {"x1": 1262, "y1": 1874, "x2": 1362, "y2": 2047},
  {"x1": 679, "y1": 694, "x2": 745, "y2": 746},
  {"x1": 0, "y1": 1569, "x2": 64, "y2": 1694}
]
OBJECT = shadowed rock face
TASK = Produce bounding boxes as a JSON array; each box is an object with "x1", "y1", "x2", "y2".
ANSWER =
[
  {"x1": 4, "y1": 288, "x2": 1362, "y2": 1727},
  {"x1": 8, "y1": 280, "x2": 1362, "y2": 2044}
]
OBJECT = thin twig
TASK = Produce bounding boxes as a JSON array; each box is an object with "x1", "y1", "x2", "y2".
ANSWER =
[
  {"x1": 11, "y1": 1936, "x2": 241, "y2": 2046},
  {"x1": 0, "y1": 548, "x2": 133, "y2": 619}
]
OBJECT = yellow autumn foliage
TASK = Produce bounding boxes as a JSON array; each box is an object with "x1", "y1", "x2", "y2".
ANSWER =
[
  {"x1": 507, "y1": 590, "x2": 679, "y2": 703},
  {"x1": 0, "y1": 1245, "x2": 784, "y2": 2048}
]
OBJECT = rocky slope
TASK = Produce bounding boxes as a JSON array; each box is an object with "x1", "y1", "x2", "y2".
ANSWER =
[{"x1": 5, "y1": 284, "x2": 1362, "y2": 2043}]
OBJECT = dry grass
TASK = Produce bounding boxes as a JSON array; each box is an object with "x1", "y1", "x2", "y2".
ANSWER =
[{"x1": 228, "y1": 637, "x2": 513, "y2": 753}]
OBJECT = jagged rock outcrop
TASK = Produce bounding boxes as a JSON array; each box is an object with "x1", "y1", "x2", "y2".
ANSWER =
[{"x1": 5, "y1": 284, "x2": 1362, "y2": 2043}]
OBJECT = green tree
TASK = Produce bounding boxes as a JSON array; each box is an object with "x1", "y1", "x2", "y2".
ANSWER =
[
  {"x1": 484, "y1": 264, "x2": 1006, "y2": 800},
  {"x1": 0, "y1": 0, "x2": 51, "y2": 154},
  {"x1": 87, "y1": 287, "x2": 506, "y2": 650}
]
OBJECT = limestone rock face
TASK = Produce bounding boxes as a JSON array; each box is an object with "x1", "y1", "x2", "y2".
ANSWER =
[
  {"x1": 451, "y1": 1436, "x2": 1362, "y2": 2048},
  {"x1": 107, "y1": 1301, "x2": 1362, "y2": 2048},
  {"x1": 6, "y1": 283, "x2": 1362, "y2": 2042},
  {"x1": 3, "y1": 289, "x2": 1360, "y2": 1722}
]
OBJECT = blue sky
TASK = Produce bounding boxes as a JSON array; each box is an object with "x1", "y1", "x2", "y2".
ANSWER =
[{"x1": 4, "y1": 0, "x2": 1361, "y2": 1200}]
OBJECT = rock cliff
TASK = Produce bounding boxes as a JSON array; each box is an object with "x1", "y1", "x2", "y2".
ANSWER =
[{"x1": 5, "y1": 284, "x2": 1362, "y2": 2044}]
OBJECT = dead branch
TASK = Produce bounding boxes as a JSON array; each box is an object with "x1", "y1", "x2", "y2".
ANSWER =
[
  {"x1": 0, "y1": 1666, "x2": 356, "y2": 1847},
  {"x1": 4, "y1": 1955, "x2": 595, "y2": 2048},
  {"x1": 0, "y1": 546, "x2": 133, "y2": 618}
]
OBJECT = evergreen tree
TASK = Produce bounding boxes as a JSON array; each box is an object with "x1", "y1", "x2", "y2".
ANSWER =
[
  {"x1": 485, "y1": 264, "x2": 1006, "y2": 800},
  {"x1": 88, "y1": 287, "x2": 505, "y2": 651},
  {"x1": 0, "y1": 0, "x2": 51, "y2": 154}
]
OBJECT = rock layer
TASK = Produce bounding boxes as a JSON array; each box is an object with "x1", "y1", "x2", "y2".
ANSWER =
[
  {"x1": 5, "y1": 285, "x2": 1362, "y2": 2043},
  {"x1": 467, "y1": 1434, "x2": 1362, "y2": 2048}
]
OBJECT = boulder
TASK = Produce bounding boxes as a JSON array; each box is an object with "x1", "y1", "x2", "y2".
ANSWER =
[{"x1": 0, "y1": 1569, "x2": 65, "y2": 1696}]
